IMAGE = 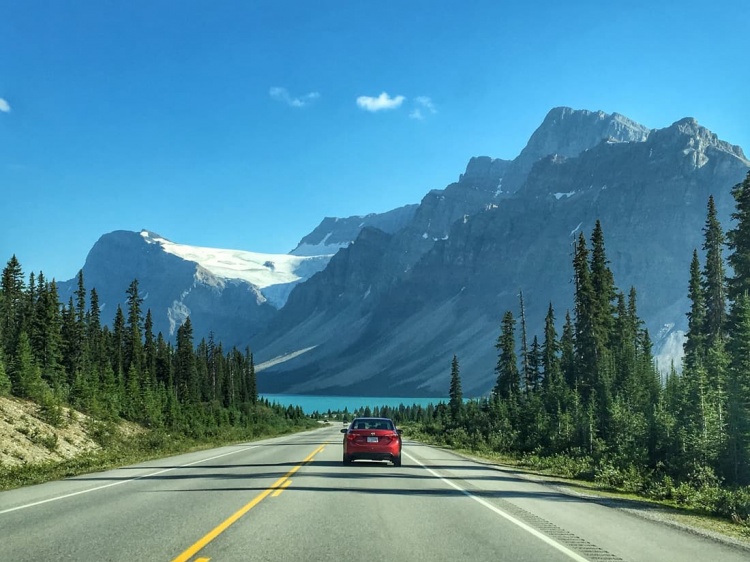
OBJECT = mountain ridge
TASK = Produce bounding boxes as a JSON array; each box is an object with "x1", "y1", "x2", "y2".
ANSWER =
[{"x1": 58, "y1": 107, "x2": 750, "y2": 397}]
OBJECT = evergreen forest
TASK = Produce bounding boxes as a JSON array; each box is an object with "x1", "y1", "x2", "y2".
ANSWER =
[
  {"x1": 406, "y1": 172, "x2": 750, "y2": 523},
  {"x1": 0, "y1": 256, "x2": 312, "y2": 481}
]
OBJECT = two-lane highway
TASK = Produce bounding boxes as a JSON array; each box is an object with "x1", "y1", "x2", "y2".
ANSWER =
[{"x1": 1, "y1": 424, "x2": 748, "y2": 561}]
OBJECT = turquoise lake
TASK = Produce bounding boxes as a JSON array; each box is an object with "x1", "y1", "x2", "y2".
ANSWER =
[{"x1": 260, "y1": 394, "x2": 447, "y2": 414}]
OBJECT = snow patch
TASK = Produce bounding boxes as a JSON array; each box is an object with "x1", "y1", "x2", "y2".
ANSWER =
[
  {"x1": 140, "y1": 230, "x2": 333, "y2": 308},
  {"x1": 255, "y1": 346, "x2": 318, "y2": 372},
  {"x1": 570, "y1": 222, "x2": 583, "y2": 236},
  {"x1": 554, "y1": 191, "x2": 575, "y2": 200}
]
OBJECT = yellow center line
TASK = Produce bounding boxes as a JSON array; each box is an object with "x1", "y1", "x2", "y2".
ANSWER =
[
  {"x1": 271, "y1": 478, "x2": 293, "y2": 497},
  {"x1": 171, "y1": 445, "x2": 325, "y2": 562},
  {"x1": 195, "y1": 558, "x2": 211, "y2": 562}
]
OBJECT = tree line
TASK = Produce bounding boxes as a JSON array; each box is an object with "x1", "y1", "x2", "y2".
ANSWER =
[{"x1": 0, "y1": 266, "x2": 302, "y2": 436}]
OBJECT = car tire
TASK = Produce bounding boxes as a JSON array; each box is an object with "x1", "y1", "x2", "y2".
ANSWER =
[
  {"x1": 392, "y1": 455, "x2": 401, "y2": 467},
  {"x1": 343, "y1": 454, "x2": 352, "y2": 465}
]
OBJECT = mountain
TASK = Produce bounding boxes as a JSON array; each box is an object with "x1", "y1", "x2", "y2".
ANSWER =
[
  {"x1": 58, "y1": 230, "x2": 333, "y2": 348},
  {"x1": 253, "y1": 108, "x2": 749, "y2": 397},
  {"x1": 290, "y1": 205, "x2": 418, "y2": 256},
  {"x1": 59, "y1": 107, "x2": 750, "y2": 398}
]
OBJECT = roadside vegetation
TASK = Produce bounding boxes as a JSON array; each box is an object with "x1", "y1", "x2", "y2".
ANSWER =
[
  {"x1": 406, "y1": 172, "x2": 750, "y2": 532},
  {"x1": 0, "y1": 255, "x2": 315, "y2": 491}
]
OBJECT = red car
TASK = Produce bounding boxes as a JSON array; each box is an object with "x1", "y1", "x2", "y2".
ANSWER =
[{"x1": 341, "y1": 417, "x2": 403, "y2": 466}]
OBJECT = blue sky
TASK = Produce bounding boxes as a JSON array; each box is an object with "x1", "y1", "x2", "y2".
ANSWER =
[{"x1": 2, "y1": 0, "x2": 748, "y2": 282}]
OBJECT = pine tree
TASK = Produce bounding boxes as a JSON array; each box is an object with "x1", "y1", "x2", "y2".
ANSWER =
[
  {"x1": 174, "y1": 317, "x2": 197, "y2": 402},
  {"x1": 702, "y1": 195, "x2": 727, "y2": 345},
  {"x1": 246, "y1": 347, "x2": 257, "y2": 405},
  {"x1": 684, "y1": 249, "x2": 707, "y2": 370},
  {"x1": 124, "y1": 279, "x2": 144, "y2": 376},
  {"x1": 519, "y1": 291, "x2": 531, "y2": 395},
  {"x1": 1, "y1": 256, "x2": 26, "y2": 359},
  {"x1": 727, "y1": 172, "x2": 750, "y2": 302},
  {"x1": 494, "y1": 311, "x2": 520, "y2": 401},
  {"x1": 111, "y1": 305, "x2": 126, "y2": 379},
  {"x1": 143, "y1": 309, "x2": 156, "y2": 383},
  {"x1": 560, "y1": 311, "x2": 576, "y2": 389},
  {"x1": 590, "y1": 220, "x2": 616, "y2": 351},
  {"x1": 572, "y1": 233, "x2": 597, "y2": 401},
  {"x1": 12, "y1": 331, "x2": 46, "y2": 400},
  {"x1": 449, "y1": 354, "x2": 463, "y2": 420}
]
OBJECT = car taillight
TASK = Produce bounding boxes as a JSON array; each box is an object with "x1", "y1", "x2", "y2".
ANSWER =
[{"x1": 346, "y1": 433, "x2": 358, "y2": 441}]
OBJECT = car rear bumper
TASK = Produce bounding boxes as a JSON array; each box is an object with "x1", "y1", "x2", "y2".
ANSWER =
[{"x1": 347, "y1": 451, "x2": 399, "y2": 461}]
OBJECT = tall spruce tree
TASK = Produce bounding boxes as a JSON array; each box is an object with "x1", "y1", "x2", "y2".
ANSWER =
[
  {"x1": 519, "y1": 291, "x2": 531, "y2": 395},
  {"x1": 449, "y1": 354, "x2": 463, "y2": 420},
  {"x1": 684, "y1": 249, "x2": 707, "y2": 370},
  {"x1": 1, "y1": 256, "x2": 26, "y2": 359},
  {"x1": 727, "y1": 172, "x2": 750, "y2": 302},
  {"x1": 702, "y1": 195, "x2": 727, "y2": 345},
  {"x1": 494, "y1": 311, "x2": 520, "y2": 401},
  {"x1": 572, "y1": 233, "x2": 597, "y2": 401}
]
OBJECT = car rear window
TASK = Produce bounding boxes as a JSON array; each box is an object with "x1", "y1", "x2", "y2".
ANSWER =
[{"x1": 353, "y1": 419, "x2": 394, "y2": 430}]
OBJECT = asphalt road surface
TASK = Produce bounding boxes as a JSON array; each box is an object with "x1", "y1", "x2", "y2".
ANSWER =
[{"x1": 2, "y1": 424, "x2": 749, "y2": 561}]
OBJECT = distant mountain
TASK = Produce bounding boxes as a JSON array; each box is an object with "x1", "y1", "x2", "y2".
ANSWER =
[
  {"x1": 290, "y1": 205, "x2": 418, "y2": 256},
  {"x1": 253, "y1": 108, "x2": 749, "y2": 397},
  {"x1": 58, "y1": 230, "x2": 333, "y2": 348}
]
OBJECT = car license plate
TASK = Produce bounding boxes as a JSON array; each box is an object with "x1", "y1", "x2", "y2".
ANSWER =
[{"x1": 367, "y1": 436, "x2": 378, "y2": 443}]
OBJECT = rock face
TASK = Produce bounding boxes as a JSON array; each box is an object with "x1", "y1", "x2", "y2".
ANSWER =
[
  {"x1": 290, "y1": 205, "x2": 418, "y2": 256},
  {"x1": 253, "y1": 108, "x2": 749, "y2": 397}
]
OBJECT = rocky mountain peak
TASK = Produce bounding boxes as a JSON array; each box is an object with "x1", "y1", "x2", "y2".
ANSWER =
[
  {"x1": 659, "y1": 117, "x2": 749, "y2": 162},
  {"x1": 498, "y1": 107, "x2": 651, "y2": 193},
  {"x1": 527, "y1": 106, "x2": 651, "y2": 158}
]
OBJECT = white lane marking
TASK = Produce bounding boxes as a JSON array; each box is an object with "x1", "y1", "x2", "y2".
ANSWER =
[
  {"x1": 0, "y1": 446, "x2": 258, "y2": 515},
  {"x1": 403, "y1": 451, "x2": 590, "y2": 562}
]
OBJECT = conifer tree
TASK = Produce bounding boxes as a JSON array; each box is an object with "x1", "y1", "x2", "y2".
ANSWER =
[
  {"x1": 702, "y1": 195, "x2": 727, "y2": 345},
  {"x1": 727, "y1": 172, "x2": 750, "y2": 302},
  {"x1": 590, "y1": 220, "x2": 616, "y2": 350},
  {"x1": 560, "y1": 311, "x2": 576, "y2": 389},
  {"x1": 494, "y1": 311, "x2": 519, "y2": 401},
  {"x1": 124, "y1": 279, "x2": 144, "y2": 376},
  {"x1": 111, "y1": 305, "x2": 126, "y2": 379},
  {"x1": 449, "y1": 354, "x2": 463, "y2": 420},
  {"x1": 174, "y1": 317, "x2": 197, "y2": 402},
  {"x1": 519, "y1": 291, "x2": 531, "y2": 395},
  {"x1": 684, "y1": 249, "x2": 707, "y2": 370},
  {"x1": 246, "y1": 347, "x2": 257, "y2": 405},
  {"x1": 572, "y1": 233, "x2": 597, "y2": 401},
  {"x1": 1, "y1": 256, "x2": 26, "y2": 359},
  {"x1": 12, "y1": 331, "x2": 46, "y2": 400}
]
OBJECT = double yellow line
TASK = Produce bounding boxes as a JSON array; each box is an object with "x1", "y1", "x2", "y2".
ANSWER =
[{"x1": 171, "y1": 444, "x2": 325, "y2": 562}]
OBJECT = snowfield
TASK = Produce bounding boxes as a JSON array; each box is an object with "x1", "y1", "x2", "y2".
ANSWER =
[{"x1": 140, "y1": 230, "x2": 333, "y2": 308}]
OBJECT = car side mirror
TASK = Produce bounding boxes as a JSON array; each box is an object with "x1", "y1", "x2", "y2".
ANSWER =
[
  {"x1": 397, "y1": 429, "x2": 403, "y2": 435},
  {"x1": 340, "y1": 428, "x2": 348, "y2": 434}
]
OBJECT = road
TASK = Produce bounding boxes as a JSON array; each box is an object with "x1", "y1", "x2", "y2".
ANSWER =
[{"x1": 1, "y1": 424, "x2": 748, "y2": 562}]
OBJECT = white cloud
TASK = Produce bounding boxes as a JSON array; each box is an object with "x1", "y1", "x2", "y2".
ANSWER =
[
  {"x1": 356, "y1": 92, "x2": 405, "y2": 112},
  {"x1": 0, "y1": 98, "x2": 10, "y2": 113},
  {"x1": 269, "y1": 87, "x2": 320, "y2": 108},
  {"x1": 409, "y1": 96, "x2": 437, "y2": 120}
]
